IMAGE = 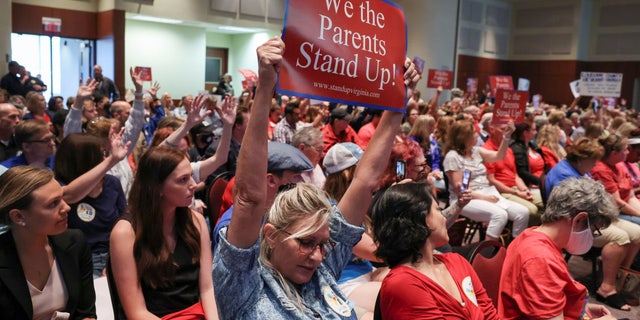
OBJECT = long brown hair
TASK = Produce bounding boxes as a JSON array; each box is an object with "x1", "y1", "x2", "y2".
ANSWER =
[
  {"x1": 54, "y1": 133, "x2": 104, "y2": 184},
  {"x1": 128, "y1": 146, "x2": 200, "y2": 288},
  {"x1": 444, "y1": 119, "x2": 475, "y2": 155}
]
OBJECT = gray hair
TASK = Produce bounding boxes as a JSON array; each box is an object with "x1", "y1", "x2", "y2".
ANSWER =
[
  {"x1": 534, "y1": 115, "x2": 549, "y2": 132},
  {"x1": 291, "y1": 126, "x2": 322, "y2": 148},
  {"x1": 543, "y1": 177, "x2": 617, "y2": 228}
]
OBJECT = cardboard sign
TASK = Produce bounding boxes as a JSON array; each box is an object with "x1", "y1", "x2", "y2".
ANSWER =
[
  {"x1": 579, "y1": 72, "x2": 623, "y2": 97},
  {"x1": 412, "y1": 56, "x2": 425, "y2": 75},
  {"x1": 569, "y1": 80, "x2": 580, "y2": 98},
  {"x1": 517, "y1": 78, "x2": 530, "y2": 91},
  {"x1": 489, "y1": 75, "x2": 514, "y2": 96},
  {"x1": 426, "y1": 69, "x2": 453, "y2": 89},
  {"x1": 466, "y1": 78, "x2": 478, "y2": 93},
  {"x1": 492, "y1": 89, "x2": 529, "y2": 124},
  {"x1": 532, "y1": 94, "x2": 542, "y2": 109},
  {"x1": 134, "y1": 67, "x2": 152, "y2": 82},
  {"x1": 279, "y1": 0, "x2": 407, "y2": 111}
]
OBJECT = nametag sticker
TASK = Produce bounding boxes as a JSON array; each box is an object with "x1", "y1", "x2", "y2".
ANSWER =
[
  {"x1": 322, "y1": 285, "x2": 352, "y2": 317},
  {"x1": 77, "y1": 203, "x2": 96, "y2": 222},
  {"x1": 461, "y1": 276, "x2": 478, "y2": 306}
]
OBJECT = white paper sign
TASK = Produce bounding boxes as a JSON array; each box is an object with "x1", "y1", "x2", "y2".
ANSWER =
[
  {"x1": 579, "y1": 72, "x2": 622, "y2": 97},
  {"x1": 517, "y1": 78, "x2": 530, "y2": 91},
  {"x1": 569, "y1": 80, "x2": 580, "y2": 98}
]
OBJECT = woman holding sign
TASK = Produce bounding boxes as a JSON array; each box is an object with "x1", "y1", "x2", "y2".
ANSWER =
[{"x1": 212, "y1": 36, "x2": 420, "y2": 319}]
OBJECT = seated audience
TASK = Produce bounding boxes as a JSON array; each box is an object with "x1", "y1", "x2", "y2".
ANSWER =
[
  {"x1": 0, "y1": 102, "x2": 22, "y2": 161},
  {"x1": 510, "y1": 121, "x2": 549, "y2": 192},
  {"x1": 212, "y1": 36, "x2": 419, "y2": 319},
  {"x1": 372, "y1": 182, "x2": 498, "y2": 319},
  {"x1": 499, "y1": 177, "x2": 616, "y2": 320},
  {"x1": 537, "y1": 124, "x2": 565, "y2": 165},
  {"x1": 321, "y1": 107, "x2": 364, "y2": 154},
  {"x1": 0, "y1": 167, "x2": 96, "y2": 319},
  {"x1": 545, "y1": 137, "x2": 640, "y2": 311}
]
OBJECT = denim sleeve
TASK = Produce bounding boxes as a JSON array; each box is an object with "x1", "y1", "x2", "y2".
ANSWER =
[
  {"x1": 213, "y1": 228, "x2": 263, "y2": 318},
  {"x1": 323, "y1": 206, "x2": 365, "y2": 281}
]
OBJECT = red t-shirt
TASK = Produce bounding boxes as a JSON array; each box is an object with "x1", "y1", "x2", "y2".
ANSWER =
[
  {"x1": 591, "y1": 161, "x2": 633, "y2": 201},
  {"x1": 357, "y1": 122, "x2": 376, "y2": 149},
  {"x1": 499, "y1": 228, "x2": 588, "y2": 319},
  {"x1": 528, "y1": 148, "x2": 545, "y2": 178},
  {"x1": 380, "y1": 253, "x2": 498, "y2": 320},
  {"x1": 482, "y1": 139, "x2": 517, "y2": 187},
  {"x1": 321, "y1": 123, "x2": 364, "y2": 155},
  {"x1": 539, "y1": 146, "x2": 559, "y2": 169}
]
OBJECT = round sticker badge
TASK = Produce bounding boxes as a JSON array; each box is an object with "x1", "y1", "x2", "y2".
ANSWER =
[
  {"x1": 77, "y1": 203, "x2": 96, "y2": 222},
  {"x1": 322, "y1": 285, "x2": 352, "y2": 317},
  {"x1": 461, "y1": 276, "x2": 478, "y2": 306}
]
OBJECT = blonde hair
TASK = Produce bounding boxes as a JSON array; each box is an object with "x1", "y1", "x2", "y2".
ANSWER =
[
  {"x1": 537, "y1": 124, "x2": 567, "y2": 159},
  {"x1": 85, "y1": 117, "x2": 120, "y2": 139},
  {"x1": 259, "y1": 183, "x2": 334, "y2": 311},
  {"x1": 0, "y1": 167, "x2": 54, "y2": 225}
]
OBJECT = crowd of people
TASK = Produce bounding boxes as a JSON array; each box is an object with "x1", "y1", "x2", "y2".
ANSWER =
[{"x1": 1, "y1": 35, "x2": 639, "y2": 320}]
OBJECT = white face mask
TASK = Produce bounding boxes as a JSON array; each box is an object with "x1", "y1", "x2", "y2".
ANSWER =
[{"x1": 565, "y1": 217, "x2": 594, "y2": 255}]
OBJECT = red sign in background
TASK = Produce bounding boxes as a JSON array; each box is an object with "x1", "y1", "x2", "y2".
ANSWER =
[
  {"x1": 426, "y1": 69, "x2": 453, "y2": 89},
  {"x1": 278, "y1": 0, "x2": 407, "y2": 111},
  {"x1": 489, "y1": 75, "x2": 514, "y2": 96},
  {"x1": 493, "y1": 89, "x2": 529, "y2": 124},
  {"x1": 134, "y1": 67, "x2": 152, "y2": 82}
]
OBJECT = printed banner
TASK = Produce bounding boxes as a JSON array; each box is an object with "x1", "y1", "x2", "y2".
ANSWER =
[
  {"x1": 134, "y1": 67, "x2": 152, "y2": 82},
  {"x1": 426, "y1": 69, "x2": 453, "y2": 89},
  {"x1": 492, "y1": 89, "x2": 529, "y2": 124},
  {"x1": 489, "y1": 75, "x2": 514, "y2": 96},
  {"x1": 466, "y1": 78, "x2": 478, "y2": 93},
  {"x1": 278, "y1": 0, "x2": 407, "y2": 111},
  {"x1": 579, "y1": 72, "x2": 623, "y2": 97},
  {"x1": 517, "y1": 78, "x2": 530, "y2": 91},
  {"x1": 569, "y1": 79, "x2": 580, "y2": 98}
]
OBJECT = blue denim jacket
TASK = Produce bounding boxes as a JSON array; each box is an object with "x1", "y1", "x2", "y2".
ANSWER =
[{"x1": 213, "y1": 207, "x2": 364, "y2": 319}]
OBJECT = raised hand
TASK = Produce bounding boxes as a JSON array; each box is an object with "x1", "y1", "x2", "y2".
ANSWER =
[
  {"x1": 77, "y1": 78, "x2": 99, "y2": 99},
  {"x1": 403, "y1": 58, "x2": 421, "y2": 100},
  {"x1": 216, "y1": 94, "x2": 237, "y2": 126},
  {"x1": 503, "y1": 120, "x2": 516, "y2": 137},
  {"x1": 148, "y1": 81, "x2": 160, "y2": 98},
  {"x1": 185, "y1": 94, "x2": 213, "y2": 128},
  {"x1": 107, "y1": 125, "x2": 131, "y2": 163},
  {"x1": 257, "y1": 36, "x2": 285, "y2": 85},
  {"x1": 129, "y1": 67, "x2": 143, "y2": 93}
]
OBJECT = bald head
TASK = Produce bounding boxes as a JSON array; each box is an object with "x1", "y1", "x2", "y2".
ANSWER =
[
  {"x1": 110, "y1": 101, "x2": 132, "y2": 125},
  {"x1": 93, "y1": 64, "x2": 103, "y2": 80}
]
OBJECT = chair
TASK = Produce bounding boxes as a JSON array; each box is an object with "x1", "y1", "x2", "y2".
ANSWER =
[
  {"x1": 467, "y1": 240, "x2": 506, "y2": 308},
  {"x1": 206, "y1": 172, "x2": 232, "y2": 240}
]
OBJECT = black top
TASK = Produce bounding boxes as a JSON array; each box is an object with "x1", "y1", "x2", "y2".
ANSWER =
[
  {"x1": 510, "y1": 140, "x2": 547, "y2": 186},
  {"x1": 140, "y1": 235, "x2": 201, "y2": 317}
]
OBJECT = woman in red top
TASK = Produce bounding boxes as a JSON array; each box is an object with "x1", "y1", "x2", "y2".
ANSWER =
[{"x1": 372, "y1": 182, "x2": 498, "y2": 320}]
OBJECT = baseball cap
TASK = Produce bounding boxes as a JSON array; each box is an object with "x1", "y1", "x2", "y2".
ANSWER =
[
  {"x1": 323, "y1": 142, "x2": 364, "y2": 174},
  {"x1": 268, "y1": 141, "x2": 313, "y2": 173},
  {"x1": 8, "y1": 61, "x2": 21, "y2": 68},
  {"x1": 331, "y1": 108, "x2": 352, "y2": 121}
]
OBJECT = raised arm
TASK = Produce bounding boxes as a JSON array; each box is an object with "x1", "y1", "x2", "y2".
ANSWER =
[
  {"x1": 62, "y1": 125, "x2": 130, "y2": 203},
  {"x1": 64, "y1": 79, "x2": 99, "y2": 137},
  {"x1": 162, "y1": 94, "x2": 212, "y2": 148},
  {"x1": 120, "y1": 67, "x2": 146, "y2": 156},
  {"x1": 479, "y1": 121, "x2": 515, "y2": 163},
  {"x1": 338, "y1": 58, "x2": 420, "y2": 226},
  {"x1": 197, "y1": 95, "x2": 236, "y2": 179},
  {"x1": 226, "y1": 37, "x2": 283, "y2": 249},
  {"x1": 427, "y1": 86, "x2": 442, "y2": 119}
]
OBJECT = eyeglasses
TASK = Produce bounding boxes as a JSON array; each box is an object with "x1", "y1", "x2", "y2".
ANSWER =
[
  {"x1": 26, "y1": 136, "x2": 55, "y2": 143},
  {"x1": 592, "y1": 224, "x2": 602, "y2": 238},
  {"x1": 281, "y1": 229, "x2": 336, "y2": 256}
]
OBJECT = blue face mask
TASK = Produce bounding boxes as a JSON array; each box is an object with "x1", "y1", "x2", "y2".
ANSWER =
[{"x1": 565, "y1": 217, "x2": 593, "y2": 255}]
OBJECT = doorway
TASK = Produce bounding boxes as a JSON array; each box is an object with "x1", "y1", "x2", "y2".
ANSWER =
[{"x1": 11, "y1": 33, "x2": 95, "y2": 102}]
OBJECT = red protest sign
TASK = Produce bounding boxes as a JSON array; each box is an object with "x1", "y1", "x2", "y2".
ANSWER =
[
  {"x1": 466, "y1": 78, "x2": 478, "y2": 93},
  {"x1": 489, "y1": 75, "x2": 513, "y2": 96},
  {"x1": 279, "y1": 0, "x2": 407, "y2": 111},
  {"x1": 426, "y1": 69, "x2": 453, "y2": 89},
  {"x1": 134, "y1": 67, "x2": 152, "y2": 82},
  {"x1": 493, "y1": 89, "x2": 529, "y2": 124}
]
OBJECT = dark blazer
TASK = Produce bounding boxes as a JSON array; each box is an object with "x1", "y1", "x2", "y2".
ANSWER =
[{"x1": 0, "y1": 229, "x2": 96, "y2": 319}]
